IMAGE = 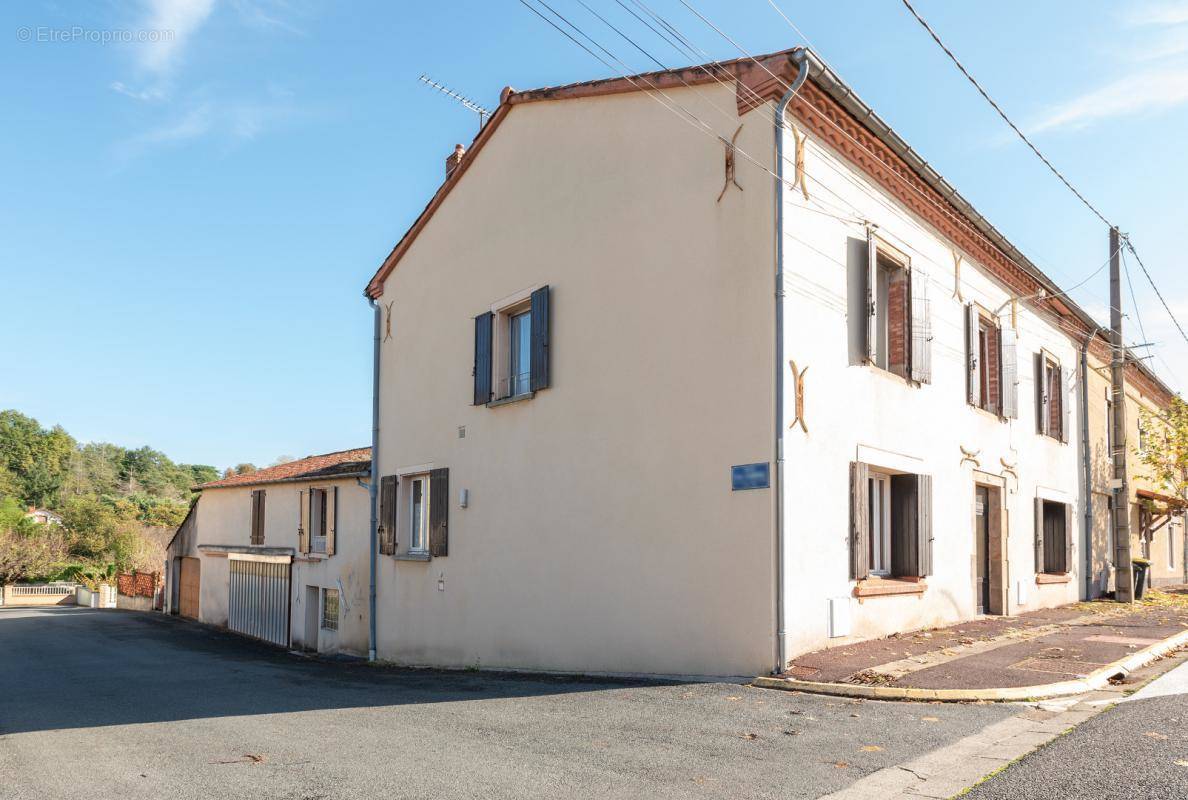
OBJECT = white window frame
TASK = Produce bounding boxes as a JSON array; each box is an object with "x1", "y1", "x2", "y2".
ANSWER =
[
  {"x1": 1039, "y1": 353, "x2": 1062, "y2": 440},
  {"x1": 868, "y1": 472, "x2": 892, "y2": 576},
  {"x1": 408, "y1": 474, "x2": 430, "y2": 554},
  {"x1": 321, "y1": 587, "x2": 339, "y2": 631},
  {"x1": 488, "y1": 285, "x2": 539, "y2": 402}
]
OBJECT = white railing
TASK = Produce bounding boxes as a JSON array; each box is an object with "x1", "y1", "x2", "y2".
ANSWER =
[{"x1": 11, "y1": 583, "x2": 77, "y2": 597}]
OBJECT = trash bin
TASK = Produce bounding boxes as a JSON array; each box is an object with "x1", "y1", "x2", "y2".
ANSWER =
[{"x1": 1132, "y1": 558, "x2": 1151, "y2": 600}]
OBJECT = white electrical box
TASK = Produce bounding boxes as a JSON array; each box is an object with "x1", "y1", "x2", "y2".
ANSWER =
[
  {"x1": 1017, "y1": 579, "x2": 1029, "y2": 606},
  {"x1": 828, "y1": 597, "x2": 851, "y2": 638}
]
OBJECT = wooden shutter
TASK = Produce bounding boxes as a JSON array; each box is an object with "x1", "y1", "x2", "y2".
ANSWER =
[
  {"x1": 250, "y1": 489, "x2": 266, "y2": 545},
  {"x1": 1035, "y1": 353, "x2": 1048, "y2": 436},
  {"x1": 298, "y1": 489, "x2": 310, "y2": 554},
  {"x1": 865, "y1": 229, "x2": 878, "y2": 363},
  {"x1": 909, "y1": 267, "x2": 931, "y2": 383},
  {"x1": 530, "y1": 285, "x2": 551, "y2": 391},
  {"x1": 326, "y1": 486, "x2": 337, "y2": 556},
  {"x1": 378, "y1": 475, "x2": 397, "y2": 556},
  {"x1": 965, "y1": 304, "x2": 980, "y2": 407},
  {"x1": 917, "y1": 474, "x2": 933, "y2": 576},
  {"x1": 1034, "y1": 497, "x2": 1045, "y2": 574},
  {"x1": 849, "y1": 462, "x2": 870, "y2": 580},
  {"x1": 473, "y1": 312, "x2": 493, "y2": 405},
  {"x1": 429, "y1": 467, "x2": 449, "y2": 557},
  {"x1": 1000, "y1": 325, "x2": 1018, "y2": 419}
]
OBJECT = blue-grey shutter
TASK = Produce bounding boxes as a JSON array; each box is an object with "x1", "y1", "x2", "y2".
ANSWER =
[
  {"x1": 850, "y1": 462, "x2": 870, "y2": 580},
  {"x1": 865, "y1": 229, "x2": 878, "y2": 363},
  {"x1": 429, "y1": 467, "x2": 449, "y2": 557},
  {"x1": 1035, "y1": 497, "x2": 1045, "y2": 574},
  {"x1": 326, "y1": 486, "x2": 337, "y2": 556},
  {"x1": 965, "y1": 304, "x2": 980, "y2": 407},
  {"x1": 917, "y1": 474, "x2": 933, "y2": 576},
  {"x1": 473, "y1": 312, "x2": 493, "y2": 405},
  {"x1": 530, "y1": 285, "x2": 551, "y2": 391},
  {"x1": 1000, "y1": 326, "x2": 1018, "y2": 419},
  {"x1": 1035, "y1": 353, "x2": 1048, "y2": 435},
  {"x1": 909, "y1": 267, "x2": 931, "y2": 383}
]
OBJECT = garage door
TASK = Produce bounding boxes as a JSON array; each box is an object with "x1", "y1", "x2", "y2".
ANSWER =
[
  {"x1": 179, "y1": 557, "x2": 200, "y2": 620},
  {"x1": 228, "y1": 557, "x2": 291, "y2": 647}
]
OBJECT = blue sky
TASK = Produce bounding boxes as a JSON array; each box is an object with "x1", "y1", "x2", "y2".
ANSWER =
[{"x1": 2, "y1": 0, "x2": 1186, "y2": 470}]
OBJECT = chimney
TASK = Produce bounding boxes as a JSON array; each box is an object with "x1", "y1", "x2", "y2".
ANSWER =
[{"x1": 445, "y1": 144, "x2": 465, "y2": 179}]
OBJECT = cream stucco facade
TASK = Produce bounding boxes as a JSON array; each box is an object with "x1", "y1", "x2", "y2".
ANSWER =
[{"x1": 373, "y1": 82, "x2": 778, "y2": 678}]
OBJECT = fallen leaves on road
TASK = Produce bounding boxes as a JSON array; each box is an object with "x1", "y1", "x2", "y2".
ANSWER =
[
  {"x1": 210, "y1": 754, "x2": 266, "y2": 766},
  {"x1": 1144, "y1": 732, "x2": 1169, "y2": 740},
  {"x1": 739, "y1": 732, "x2": 759, "y2": 740},
  {"x1": 920, "y1": 716, "x2": 940, "y2": 722},
  {"x1": 832, "y1": 761, "x2": 849, "y2": 769},
  {"x1": 860, "y1": 745, "x2": 883, "y2": 752}
]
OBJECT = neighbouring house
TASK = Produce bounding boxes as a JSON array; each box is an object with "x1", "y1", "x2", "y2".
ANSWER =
[
  {"x1": 164, "y1": 448, "x2": 371, "y2": 656},
  {"x1": 359, "y1": 47, "x2": 1164, "y2": 677},
  {"x1": 24, "y1": 507, "x2": 62, "y2": 526},
  {"x1": 1083, "y1": 353, "x2": 1185, "y2": 592}
]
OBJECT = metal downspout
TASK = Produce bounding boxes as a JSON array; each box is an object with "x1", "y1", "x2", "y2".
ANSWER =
[
  {"x1": 773, "y1": 50, "x2": 810, "y2": 676},
  {"x1": 368, "y1": 298, "x2": 381, "y2": 662},
  {"x1": 1081, "y1": 326, "x2": 1099, "y2": 600}
]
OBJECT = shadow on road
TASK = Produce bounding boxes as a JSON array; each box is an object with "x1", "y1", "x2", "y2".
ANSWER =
[{"x1": 0, "y1": 607, "x2": 670, "y2": 735}]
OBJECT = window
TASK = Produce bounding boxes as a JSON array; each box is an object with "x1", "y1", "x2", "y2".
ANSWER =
[
  {"x1": 508, "y1": 309, "x2": 532, "y2": 398},
  {"x1": 474, "y1": 286, "x2": 551, "y2": 405},
  {"x1": 868, "y1": 473, "x2": 892, "y2": 574},
  {"x1": 310, "y1": 488, "x2": 328, "y2": 553},
  {"x1": 249, "y1": 489, "x2": 266, "y2": 545},
  {"x1": 299, "y1": 487, "x2": 336, "y2": 556},
  {"x1": 321, "y1": 588, "x2": 339, "y2": 631},
  {"x1": 849, "y1": 462, "x2": 933, "y2": 581},
  {"x1": 409, "y1": 476, "x2": 429, "y2": 553},
  {"x1": 1036, "y1": 354, "x2": 1066, "y2": 441},
  {"x1": 863, "y1": 234, "x2": 931, "y2": 383},
  {"x1": 1035, "y1": 499, "x2": 1070, "y2": 575},
  {"x1": 965, "y1": 304, "x2": 1017, "y2": 418}
]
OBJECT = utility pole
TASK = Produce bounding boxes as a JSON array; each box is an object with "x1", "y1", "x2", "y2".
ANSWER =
[{"x1": 1110, "y1": 226, "x2": 1134, "y2": 602}]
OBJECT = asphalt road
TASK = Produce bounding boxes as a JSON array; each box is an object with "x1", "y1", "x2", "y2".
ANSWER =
[
  {"x1": 0, "y1": 607, "x2": 1018, "y2": 800},
  {"x1": 966, "y1": 659, "x2": 1188, "y2": 800}
]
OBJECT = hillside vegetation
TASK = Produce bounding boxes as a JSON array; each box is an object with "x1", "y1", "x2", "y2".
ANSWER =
[{"x1": 0, "y1": 409, "x2": 219, "y2": 584}]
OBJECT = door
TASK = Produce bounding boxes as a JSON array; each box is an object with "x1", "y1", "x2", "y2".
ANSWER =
[
  {"x1": 304, "y1": 585, "x2": 320, "y2": 652},
  {"x1": 179, "y1": 557, "x2": 200, "y2": 620},
  {"x1": 975, "y1": 486, "x2": 990, "y2": 614},
  {"x1": 227, "y1": 558, "x2": 291, "y2": 647}
]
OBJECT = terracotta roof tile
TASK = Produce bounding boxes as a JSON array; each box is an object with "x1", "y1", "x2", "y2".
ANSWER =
[{"x1": 196, "y1": 447, "x2": 371, "y2": 490}]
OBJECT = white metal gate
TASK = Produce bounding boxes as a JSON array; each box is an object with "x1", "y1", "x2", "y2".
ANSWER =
[{"x1": 228, "y1": 557, "x2": 291, "y2": 647}]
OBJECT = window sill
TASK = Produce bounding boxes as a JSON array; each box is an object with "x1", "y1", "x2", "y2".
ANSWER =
[
  {"x1": 867, "y1": 363, "x2": 915, "y2": 387},
  {"x1": 968, "y1": 404, "x2": 1006, "y2": 423},
  {"x1": 853, "y1": 576, "x2": 927, "y2": 600},
  {"x1": 487, "y1": 391, "x2": 535, "y2": 408},
  {"x1": 1035, "y1": 572, "x2": 1071, "y2": 584},
  {"x1": 394, "y1": 552, "x2": 431, "y2": 562}
]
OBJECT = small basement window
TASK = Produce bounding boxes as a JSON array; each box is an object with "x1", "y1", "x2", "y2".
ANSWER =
[{"x1": 321, "y1": 587, "x2": 339, "y2": 631}]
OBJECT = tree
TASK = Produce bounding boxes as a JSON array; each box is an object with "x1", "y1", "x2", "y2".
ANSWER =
[
  {"x1": 1137, "y1": 398, "x2": 1188, "y2": 501},
  {"x1": 0, "y1": 498, "x2": 68, "y2": 583},
  {"x1": 0, "y1": 411, "x2": 75, "y2": 507},
  {"x1": 224, "y1": 463, "x2": 257, "y2": 478}
]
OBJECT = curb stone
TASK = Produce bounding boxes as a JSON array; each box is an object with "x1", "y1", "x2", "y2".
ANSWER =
[{"x1": 753, "y1": 628, "x2": 1188, "y2": 702}]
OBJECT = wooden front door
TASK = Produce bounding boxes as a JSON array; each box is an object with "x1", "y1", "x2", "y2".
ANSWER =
[{"x1": 179, "y1": 557, "x2": 200, "y2": 619}]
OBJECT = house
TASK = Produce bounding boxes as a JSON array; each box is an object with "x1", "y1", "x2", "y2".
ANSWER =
[
  {"x1": 360, "y1": 47, "x2": 1160, "y2": 678},
  {"x1": 25, "y1": 507, "x2": 62, "y2": 526},
  {"x1": 164, "y1": 448, "x2": 371, "y2": 656},
  {"x1": 1083, "y1": 351, "x2": 1184, "y2": 594}
]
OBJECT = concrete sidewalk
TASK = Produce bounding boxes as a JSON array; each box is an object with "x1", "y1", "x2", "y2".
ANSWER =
[{"x1": 760, "y1": 588, "x2": 1188, "y2": 700}]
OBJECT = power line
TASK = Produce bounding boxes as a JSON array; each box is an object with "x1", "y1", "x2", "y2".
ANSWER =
[
  {"x1": 1123, "y1": 236, "x2": 1188, "y2": 346},
  {"x1": 898, "y1": 0, "x2": 1111, "y2": 227}
]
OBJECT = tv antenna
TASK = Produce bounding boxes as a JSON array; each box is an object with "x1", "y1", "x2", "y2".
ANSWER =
[{"x1": 419, "y1": 75, "x2": 491, "y2": 130}]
